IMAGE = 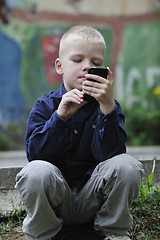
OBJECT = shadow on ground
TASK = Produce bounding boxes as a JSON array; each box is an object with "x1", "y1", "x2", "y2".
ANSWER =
[
  {"x1": 56, "y1": 223, "x2": 102, "y2": 240},
  {"x1": 1, "y1": 222, "x2": 103, "y2": 240}
]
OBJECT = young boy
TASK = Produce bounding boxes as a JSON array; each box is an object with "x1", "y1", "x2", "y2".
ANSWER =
[{"x1": 16, "y1": 25, "x2": 144, "y2": 240}]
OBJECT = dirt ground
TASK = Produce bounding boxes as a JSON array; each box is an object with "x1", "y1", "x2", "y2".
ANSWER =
[
  {"x1": 1, "y1": 226, "x2": 26, "y2": 240},
  {"x1": 1, "y1": 216, "x2": 159, "y2": 240},
  {"x1": 1, "y1": 223, "x2": 104, "y2": 240}
]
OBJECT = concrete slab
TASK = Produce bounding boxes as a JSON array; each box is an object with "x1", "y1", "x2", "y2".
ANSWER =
[
  {"x1": 0, "y1": 189, "x2": 24, "y2": 217},
  {"x1": 0, "y1": 167, "x2": 24, "y2": 189},
  {"x1": 0, "y1": 147, "x2": 160, "y2": 189},
  {"x1": 0, "y1": 147, "x2": 160, "y2": 216},
  {"x1": 0, "y1": 150, "x2": 27, "y2": 168},
  {"x1": 127, "y1": 146, "x2": 160, "y2": 183},
  {"x1": 0, "y1": 151, "x2": 27, "y2": 190},
  {"x1": 127, "y1": 146, "x2": 160, "y2": 161}
]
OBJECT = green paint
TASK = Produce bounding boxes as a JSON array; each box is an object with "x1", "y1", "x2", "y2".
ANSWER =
[
  {"x1": 1, "y1": 21, "x2": 112, "y2": 110},
  {"x1": 116, "y1": 20, "x2": 160, "y2": 107}
]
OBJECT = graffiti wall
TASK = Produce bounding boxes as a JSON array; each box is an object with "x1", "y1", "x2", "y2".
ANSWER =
[
  {"x1": 0, "y1": 21, "x2": 111, "y2": 123},
  {"x1": 0, "y1": 29, "x2": 26, "y2": 123},
  {"x1": 0, "y1": 0, "x2": 160, "y2": 125},
  {"x1": 115, "y1": 20, "x2": 160, "y2": 107}
]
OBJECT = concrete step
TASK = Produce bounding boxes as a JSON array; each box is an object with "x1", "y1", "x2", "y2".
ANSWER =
[
  {"x1": 0, "y1": 147, "x2": 160, "y2": 216},
  {"x1": 0, "y1": 188, "x2": 23, "y2": 217},
  {"x1": 127, "y1": 146, "x2": 160, "y2": 184},
  {"x1": 0, "y1": 147, "x2": 160, "y2": 189},
  {"x1": 0, "y1": 151, "x2": 27, "y2": 190}
]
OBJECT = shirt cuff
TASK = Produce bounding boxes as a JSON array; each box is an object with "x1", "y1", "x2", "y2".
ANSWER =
[
  {"x1": 49, "y1": 110, "x2": 69, "y2": 131},
  {"x1": 98, "y1": 105, "x2": 118, "y2": 123}
]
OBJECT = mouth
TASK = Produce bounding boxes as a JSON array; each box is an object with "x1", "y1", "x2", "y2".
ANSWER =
[{"x1": 80, "y1": 76, "x2": 87, "y2": 80}]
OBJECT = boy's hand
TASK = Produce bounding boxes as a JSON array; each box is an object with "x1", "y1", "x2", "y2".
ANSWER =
[
  {"x1": 82, "y1": 68, "x2": 115, "y2": 114},
  {"x1": 57, "y1": 89, "x2": 86, "y2": 121}
]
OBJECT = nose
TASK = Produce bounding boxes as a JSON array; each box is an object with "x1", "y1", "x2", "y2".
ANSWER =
[{"x1": 82, "y1": 60, "x2": 91, "y2": 72}]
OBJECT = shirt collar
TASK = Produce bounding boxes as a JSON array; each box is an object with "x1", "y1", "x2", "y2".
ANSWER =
[{"x1": 49, "y1": 83, "x2": 66, "y2": 99}]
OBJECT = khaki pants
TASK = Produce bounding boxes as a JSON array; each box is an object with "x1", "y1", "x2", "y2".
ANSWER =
[{"x1": 15, "y1": 154, "x2": 144, "y2": 240}]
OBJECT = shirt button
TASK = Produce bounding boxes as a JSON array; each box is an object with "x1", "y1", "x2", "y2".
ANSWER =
[
  {"x1": 74, "y1": 129, "x2": 78, "y2": 134},
  {"x1": 104, "y1": 118, "x2": 107, "y2": 122},
  {"x1": 92, "y1": 124, "x2": 96, "y2": 129}
]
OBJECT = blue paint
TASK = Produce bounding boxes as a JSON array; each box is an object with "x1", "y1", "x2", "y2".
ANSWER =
[{"x1": 0, "y1": 30, "x2": 26, "y2": 123}]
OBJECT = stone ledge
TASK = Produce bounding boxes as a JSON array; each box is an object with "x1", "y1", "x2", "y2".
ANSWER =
[
  {"x1": 0, "y1": 147, "x2": 160, "y2": 190},
  {"x1": 0, "y1": 147, "x2": 160, "y2": 217}
]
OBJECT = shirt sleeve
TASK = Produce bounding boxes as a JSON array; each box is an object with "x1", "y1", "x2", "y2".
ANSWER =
[
  {"x1": 91, "y1": 100, "x2": 127, "y2": 161},
  {"x1": 25, "y1": 98, "x2": 71, "y2": 161}
]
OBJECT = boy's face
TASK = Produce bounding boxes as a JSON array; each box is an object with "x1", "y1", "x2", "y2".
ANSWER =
[{"x1": 55, "y1": 36, "x2": 105, "y2": 92}]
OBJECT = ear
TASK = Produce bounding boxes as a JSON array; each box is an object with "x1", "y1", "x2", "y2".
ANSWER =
[{"x1": 55, "y1": 58, "x2": 63, "y2": 75}]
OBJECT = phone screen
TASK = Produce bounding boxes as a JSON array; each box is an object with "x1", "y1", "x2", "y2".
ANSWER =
[{"x1": 83, "y1": 67, "x2": 108, "y2": 102}]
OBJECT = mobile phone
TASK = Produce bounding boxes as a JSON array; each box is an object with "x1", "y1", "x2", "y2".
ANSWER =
[{"x1": 83, "y1": 67, "x2": 108, "y2": 102}]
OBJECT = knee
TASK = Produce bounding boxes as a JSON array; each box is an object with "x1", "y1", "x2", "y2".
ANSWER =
[
  {"x1": 114, "y1": 154, "x2": 144, "y2": 187},
  {"x1": 96, "y1": 154, "x2": 144, "y2": 201},
  {"x1": 101, "y1": 154, "x2": 144, "y2": 186},
  {"x1": 16, "y1": 160, "x2": 62, "y2": 192}
]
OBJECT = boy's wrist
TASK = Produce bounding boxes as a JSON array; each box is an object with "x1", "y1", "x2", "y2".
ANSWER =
[
  {"x1": 57, "y1": 109, "x2": 70, "y2": 121},
  {"x1": 100, "y1": 100, "x2": 115, "y2": 115}
]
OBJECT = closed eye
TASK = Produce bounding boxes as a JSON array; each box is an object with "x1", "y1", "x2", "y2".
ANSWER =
[
  {"x1": 72, "y1": 58, "x2": 82, "y2": 63},
  {"x1": 92, "y1": 62, "x2": 102, "y2": 66},
  {"x1": 92, "y1": 58, "x2": 103, "y2": 66}
]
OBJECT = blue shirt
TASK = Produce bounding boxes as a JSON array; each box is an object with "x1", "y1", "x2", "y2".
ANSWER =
[{"x1": 25, "y1": 83, "x2": 127, "y2": 188}]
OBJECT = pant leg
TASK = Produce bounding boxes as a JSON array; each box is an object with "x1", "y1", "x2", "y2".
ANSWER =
[
  {"x1": 74, "y1": 154, "x2": 144, "y2": 234},
  {"x1": 15, "y1": 160, "x2": 74, "y2": 240}
]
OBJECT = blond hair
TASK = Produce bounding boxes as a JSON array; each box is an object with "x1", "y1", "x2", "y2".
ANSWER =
[{"x1": 59, "y1": 25, "x2": 106, "y2": 57}]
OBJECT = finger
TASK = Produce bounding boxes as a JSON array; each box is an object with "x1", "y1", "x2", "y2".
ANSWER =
[
  {"x1": 83, "y1": 85, "x2": 106, "y2": 95},
  {"x1": 107, "y1": 67, "x2": 112, "y2": 75},
  {"x1": 64, "y1": 93, "x2": 84, "y2": 104},
  {"x1": 107, "y1": 67, "x2": 113, "y2": 83},
  {"x1": 64, "y1": 96, "x2": 82, "y2": 104},
  {"x1": 82, "y1": 84, "x2": 100, "y2": 96},
  {"x1": 85, "y1": 72, "x2": 109, "y2": 84},
  {"x1": 85, "y1": 73, "x2": 105, "y2": 84},
  {"x1": 83, "y1": 77, "x2": 111, "y2": 93},
  {"x1": 65, "y1": 89, "x2": 83, "y2": 98},
  {"x1": 70, "y1": 89, "x2": 84, "y2": 97},
  {"x1": 82, "y1": 80, "x2": 100, "y2": 89},
  {"x1": 70, "y1": 90, "x2": 84, "y2": 102}
]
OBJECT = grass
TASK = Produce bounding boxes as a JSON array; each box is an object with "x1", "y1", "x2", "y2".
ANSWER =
[
  {"x1": 130, "y1": 185, "x2": 160, "y2": 239},
  {"x1": 0, "y1": 159, "x2": 159, "y2": 240},
  {"x1": 0, "y1": 201, "x2": 26, "y2": 240},
  {"x1": 129, "y1": 158, "x2": 160, "y2": 239}
]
